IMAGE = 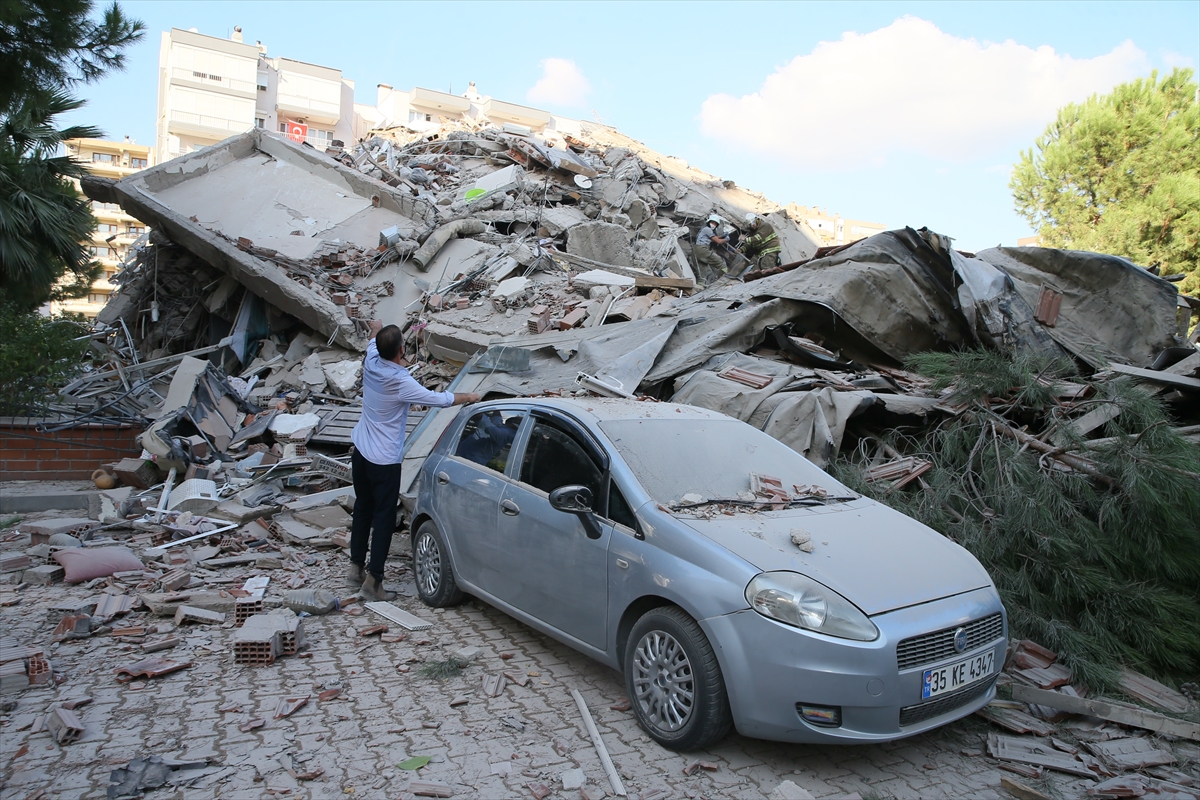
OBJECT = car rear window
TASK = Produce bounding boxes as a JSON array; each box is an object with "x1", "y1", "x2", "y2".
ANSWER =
[{"x1": 598, "y1": 418, "x2": 845, "y2": 505}]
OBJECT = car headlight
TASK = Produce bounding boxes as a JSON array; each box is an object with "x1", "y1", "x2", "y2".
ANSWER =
[{"x1": 745, "y1": 571, "x2": 879, "y2": 641}]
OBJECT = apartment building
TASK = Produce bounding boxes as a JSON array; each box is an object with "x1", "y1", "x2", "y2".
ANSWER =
[
  {"x1": 53, "y1": 137, "x2": 154, "y2": 318},
  {"x1": 157, "y1": 26, "x2": 364, "y2": 161},
  {"x1": 366, "y1": 81, "x2": 562, "y2": 136},
  {"x1": 783, "y1": 204, "x2": 887, "y2": 248}
]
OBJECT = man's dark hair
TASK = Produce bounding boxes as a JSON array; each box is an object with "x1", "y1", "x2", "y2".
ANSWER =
[{"x1": 376, "y1": 325, "x2": 403, "y2": 361}]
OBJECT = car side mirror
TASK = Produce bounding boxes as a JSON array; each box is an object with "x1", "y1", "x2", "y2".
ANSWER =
[
  {"x1": 548, "y1": 485, "x2": 603, "y2": 540},
  {"x1": 549, "y1": 485, "x2": 594, "y2": 513}
]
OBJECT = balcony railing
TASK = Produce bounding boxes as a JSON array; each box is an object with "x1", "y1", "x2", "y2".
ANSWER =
[
  {"x1": 171, "y1": 67, "x2": 256, "y2": 95},
  {"x1": 277, "y1": 94, "x2": 340, "y2": 118},
  {"x1": 168, "y1": 110, "x2": 251, "y2": 134}
]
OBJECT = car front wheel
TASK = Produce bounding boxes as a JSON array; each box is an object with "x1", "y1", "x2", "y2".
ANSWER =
[
  {"x1": 412, "y1": 520, "x2": 464, "y2": 607},
  {"x1": 624, "y1": 606, "x2": 732, "y2": 751}
]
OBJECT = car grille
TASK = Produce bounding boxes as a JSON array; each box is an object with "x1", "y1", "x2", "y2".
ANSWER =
[
  {"x1": 899, "y1": 676, "x2": 996, "y2": 727},
  {"x1": 896, "y1": 613, "x2": 1003, "y2": 671}
]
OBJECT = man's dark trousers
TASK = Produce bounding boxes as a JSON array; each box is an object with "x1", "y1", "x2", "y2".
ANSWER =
[{"x1": 350, "y1": 449, "x2": 404, "y2": 579}]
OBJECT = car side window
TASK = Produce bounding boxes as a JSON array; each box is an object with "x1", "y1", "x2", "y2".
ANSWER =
[
  {"x1": 606, "y1": 479, "x2": 638, "y2": 531},
  {"x1": 520, "y1": 421, "x2": 603, "y2": 500},
  {"x1": 455, "y1": 410, "x2": 523, "y2": 473}
]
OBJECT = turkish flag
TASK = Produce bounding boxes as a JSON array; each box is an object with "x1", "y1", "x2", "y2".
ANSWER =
[{"x1": 286, "y1": 122, "x2": 308, "y2": 143}]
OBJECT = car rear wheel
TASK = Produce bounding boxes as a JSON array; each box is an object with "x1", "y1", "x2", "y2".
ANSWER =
[
  {"x1": 412, "y1": 521, "x2": 464, "y2": 607},
  {"x1": 624, "y1": 606, "x2": 732, "y2": 751}
]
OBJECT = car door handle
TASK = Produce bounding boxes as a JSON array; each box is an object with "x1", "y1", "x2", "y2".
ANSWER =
[
  {"x1": 436, "y1": 472, "x2": 449, "y2": 485},
  {"x1": 501, "y1": 499, "x2": 520, "y2": 516}
]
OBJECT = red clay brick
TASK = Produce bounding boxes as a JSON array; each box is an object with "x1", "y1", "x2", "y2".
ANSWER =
[{"x1": 2, "y1": 460, "x2": 38, "y2": 472}]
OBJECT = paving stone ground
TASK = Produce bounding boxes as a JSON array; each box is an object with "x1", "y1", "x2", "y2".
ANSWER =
[{"x1": 0, "y1": 530, "x2": 1122, "y2": 799}]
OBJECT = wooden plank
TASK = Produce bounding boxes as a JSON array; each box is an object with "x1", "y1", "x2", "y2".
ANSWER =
[
  {"x1": 1010, "y1": 685, "x2": 1200, "y2": 741},
  {"x1": 634, "y1": 274, "x2": 694, "y2": 291},
  {"x1": 1108, "y1": 363, "x2": 1200, "y2": 389}
]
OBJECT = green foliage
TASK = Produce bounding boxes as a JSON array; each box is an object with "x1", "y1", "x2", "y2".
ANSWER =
[
  {"x1": 0, "y1": 0, "x2": 143, "y2": 309},
  {"x1": 0, "y1": 90, "x2": 103, "y2": 308},
  {"x1": 0, "y1": 301, "x2": 89, "y2": 414},
  {"x1": 0, "y1": 1, "x2": 145, "y2": 112},
  {"x1": 1010, "y1": 69, "x2": 1200, "y2": 301},
  {"x1": 836, "y1": 349, "x2": 1200, "y2": 691},
  {"x1": 418, "y1": 656, "x2": 468, "y2": 680}
]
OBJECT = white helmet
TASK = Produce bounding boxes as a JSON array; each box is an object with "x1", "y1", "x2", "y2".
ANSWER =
[
  {"x1": 706, "y1": 213, "x2": 723, "y2": 225},
  {"x1": 744, "y1": 212, "x2": 759, "y2": 224}
]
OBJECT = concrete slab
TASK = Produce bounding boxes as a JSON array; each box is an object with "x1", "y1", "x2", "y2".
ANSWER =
[{"x1": 0, "y1": 481, "x2": 101, "y2": 514}]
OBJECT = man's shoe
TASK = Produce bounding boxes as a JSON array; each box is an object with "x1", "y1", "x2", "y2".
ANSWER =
[
  {"x1": 360, "y1": 573, "x2": 397, "y2": 602},
  {"x1": 346, "y1": 563, "x2": 366, "y2": 588}
]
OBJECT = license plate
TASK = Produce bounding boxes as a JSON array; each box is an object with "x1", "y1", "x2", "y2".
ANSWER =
[{"x1": 922, "y1": 651, "x2": 995, "y2": 699}]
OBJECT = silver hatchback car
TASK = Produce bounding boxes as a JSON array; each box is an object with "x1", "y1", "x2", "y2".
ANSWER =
[{"x1": 411, "y1": 398, "x2": 1006, "y2": 750}]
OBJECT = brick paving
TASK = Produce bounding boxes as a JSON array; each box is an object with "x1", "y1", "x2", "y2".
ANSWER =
[{"x1": 1, "y1": 535, "x2": 1066, "y2": 799}]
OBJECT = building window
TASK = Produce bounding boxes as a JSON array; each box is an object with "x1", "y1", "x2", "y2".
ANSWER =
[
  {"x1": 127, "y1": 225, "x2": 145, "y2": 235},
  {"x1": 92, "y1": 152, "x2": 116, "y2": 163},
  {"x1": 130, "y1": 157, "x2": 147, "y2": 168},
  {"x1": 96, "y1": 223, "x2": 119, "y2": 233},
  {"x1": 104, "y1": 270, "x2": 116, "y2": 281},
  {"x1": 88, "y1": 292, "x2": 109, "y2": 304},
  {"x1": 425, "y1": 113, "x2": 432, "y2": 122},
  {"x1": 254, "y1": 117, "x2": 265, "y2": 128},
  {"x1": 257, "y1": 71, "x2": 269, "y2": 91},
  {"x1": 90, "y1": 246, "x2": 110, "y2": 257}
]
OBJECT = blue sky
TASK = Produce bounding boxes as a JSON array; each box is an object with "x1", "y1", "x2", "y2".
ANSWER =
[{"x1": 70, "y1": 1, "x2": 1199, "y2": 252}]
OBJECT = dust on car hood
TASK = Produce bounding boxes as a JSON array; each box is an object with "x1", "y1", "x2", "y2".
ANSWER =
[{"x1": 680, "y1": 499, "x2": 993, "y2": 616}]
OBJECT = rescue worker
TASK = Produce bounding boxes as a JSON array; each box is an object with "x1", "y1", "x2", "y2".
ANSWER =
[
  {"x1": 742, "y1": 213, "x2": 781, "y2": 271},
  {"x1": 694, "y1": 214, "x2": 729, "y2": 284}
]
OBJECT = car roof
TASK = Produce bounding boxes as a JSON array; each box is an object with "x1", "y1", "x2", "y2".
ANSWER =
[{"x1": 475, "y1": 397, "x2": 732, "y2": 423}]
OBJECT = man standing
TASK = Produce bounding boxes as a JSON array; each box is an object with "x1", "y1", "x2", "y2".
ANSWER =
[
  {"x1": 694, "y1": 214, "x2": 729, "y2": 284},
  {"x1": 742, "y1": 213, "x2": 781, "y2": 271},
  {"x1": 349, "y1": 321, "x2": 479, "y2": 600}
]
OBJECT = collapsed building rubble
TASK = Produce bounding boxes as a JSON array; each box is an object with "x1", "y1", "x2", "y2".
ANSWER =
[{"x1": 1, "y1": 118, "x2": 1193, "y2": 790}]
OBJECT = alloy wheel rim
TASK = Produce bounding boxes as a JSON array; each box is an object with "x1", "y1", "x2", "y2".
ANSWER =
[
  {"x1": 415, "y1": 533, "x2": 441, "y2": 596},
  {"x1": 631, "y1": 629, "x2": 694, "y2": 732}
]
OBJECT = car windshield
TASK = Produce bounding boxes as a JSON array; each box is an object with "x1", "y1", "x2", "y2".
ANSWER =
[{"x1": 598, "y1": 418, "x2": 852, "y2": 506}]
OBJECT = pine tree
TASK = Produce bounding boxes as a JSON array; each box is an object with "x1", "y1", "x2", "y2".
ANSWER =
[
  {"x1": 0, "y1": 1, "x2": 144, "y2": 309},
  {"x1": 1011, "y1": 69, "x2": 1200, "y2": 302}
]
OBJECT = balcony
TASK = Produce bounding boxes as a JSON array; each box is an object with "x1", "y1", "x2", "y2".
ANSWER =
[
  {"x1": 167, "y1": 109, "x2": 253, "y2": 140},
  {"x1": 170, "y1": 66, "x2": 256, "y2": 99},
  {"x1": 411, "y1": 87, "x2": 471, "y2": 115},
  {"x1": 275, "y1": 95, "x2": 341, "y2": 125},
  {"x1": 479, "y1": 98, "x2": 551, "y2": 129}
]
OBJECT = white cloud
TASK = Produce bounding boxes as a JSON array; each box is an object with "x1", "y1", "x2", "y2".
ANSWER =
[
  {"x1": 699, "y1": 16, "x2": 1149, "y2": 170},
  {"x1": 1161, "y1": 50, "x2": 1195, "y2": 69},
  {"x1": 527, "y1": 58, "x2": 591, "y2": 108}
]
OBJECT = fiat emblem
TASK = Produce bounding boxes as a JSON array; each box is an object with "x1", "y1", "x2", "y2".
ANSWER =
[{"x1": 953, "y1": 628, "x2": 968, "y2": 653}]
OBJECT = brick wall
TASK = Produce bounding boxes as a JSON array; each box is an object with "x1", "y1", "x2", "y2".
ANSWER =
[{"x1": 0, "y1": 418, "x2": 142, "y2": 481}]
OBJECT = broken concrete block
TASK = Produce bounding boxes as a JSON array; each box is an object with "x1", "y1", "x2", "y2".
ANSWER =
[
  {"x1": 452, "y1": 646, "x2": 481, "y2": 663},
  {"x1": 0, "y1": 661, "x2": 29, "y2": 693},
  {"x1": 322, "y1": 359, "x2": 361, "y2": 395},
  {"x1": 409, "y1": 781, "x2": 453, "y2": 798},
  {"x1": 0, "y1": 554, "x2": 30, "y2": 573},
  {"x1": 46, "y1": 707, "x2": 85, "y2": 744},
  {"x1": 173, "y1": 605, "x2": 225, "y2": 626},
  {"x1": 24, "y1": 565, "x2": 64, "y2": 585},
  {"x1": 560, "y1": 768, "x2": 585, "y2": 791},
  {"x1": 86, "y1": 485, "x2": 130, "y2": 523},
  {"x1": 298, "y1": 352, "x2": 327, "y2": 390},
  {"x1": 769, "y1": 780, "x2": 816, "y2": 800},
  {"x1": 23, "y1": 518, "x2": 97, "y2": 546},
  {"x1": 494, "y1": 276, "x2": 529, "y2": 301},
  {"x1": 567, "y1": 220, "x2": 634, "y2": 267},
  {"x1": 160, "y1": 569, "x2": 190, "y2": 592}
]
